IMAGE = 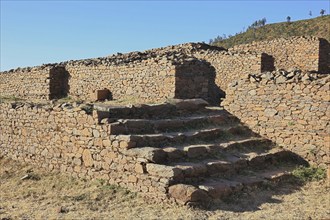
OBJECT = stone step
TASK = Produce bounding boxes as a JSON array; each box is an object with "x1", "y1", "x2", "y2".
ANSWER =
[
  {"x1": 168, "y1": 165, "x2": 296, "y2": 205},
  {"x1": 122, "y1": 138, "x2": 271, "y2": 164},
  {"x1": 115, "y1": 125, "x2": 253, "y2": 149},
  {"x1": 94, "y1": 99, "x2": 212, "y2": 121},
  {"x1": 169, "y1": 149, "x2": 295, "y2": 182},
  {"x1": 106, "y1": 114, "x2": 238, "y2": 135},
  {"x1": 164, "y1": 138, "x2": 273, "y2": 162},
  {"x1": 144, "y1": 148, "x2": 300, "y2": 183}
]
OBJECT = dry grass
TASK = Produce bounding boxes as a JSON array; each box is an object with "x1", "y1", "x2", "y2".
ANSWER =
[
  {"x1": 0, "y1": 157, "x2": 329, "y2": 220},
  {"x1": 213, "y1": 15, "x2": 330, "y2": 48}
]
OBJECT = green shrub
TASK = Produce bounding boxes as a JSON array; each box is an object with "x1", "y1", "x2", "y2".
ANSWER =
[{"x1": 292, "y1": 166, "x2": 326, "y2": 182}]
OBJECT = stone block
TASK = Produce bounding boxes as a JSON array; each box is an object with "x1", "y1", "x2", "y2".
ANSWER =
[
  {"x1": 168, "y1": 184, "x2": 210, "y2": 205},
  {"x1": 82, "y1": 149, "x2": 93, "y2": 167},
  {"x1": 146, "y1": 163, "x2": 182, "y2": 179}
]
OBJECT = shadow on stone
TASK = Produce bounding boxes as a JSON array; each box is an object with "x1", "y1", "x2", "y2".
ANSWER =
[
  {"x1": 318, "y1": 38, "x2": 330, "y2": 73},
  {"x1": 174, "y1": 59, "x2": 224, "y2": 106},
  {"x1": 49, "y1": 66, "x2": 70, "y2": 100},
  {"x1": 261, "y1": 53, "x2": 275, "y2": 72}
]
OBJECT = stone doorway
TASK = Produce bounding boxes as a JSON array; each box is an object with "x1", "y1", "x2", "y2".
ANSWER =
[{"x1": 49, "y1": 66, "x2": 70, "y2": 100}]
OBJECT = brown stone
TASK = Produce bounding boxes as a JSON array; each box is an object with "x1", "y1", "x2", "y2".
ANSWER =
[
  {"x1": 146, "y1": 164, "x2": 182, "y2": 179},
  {"x1": 81, "y1": 128, "x2": 91, "y2": 137},
  {"x1": 102, "y1": 139, "x2": 111, "y2": 148},
  {"x1": 119, "y1": 140, "x2": 136, "y2": 149},
  {"x1": 92, "y1": 129, "x2": 100, "y2": 138},
  {"x1": 168, "y1": 184, "x2": 210, "y2": 205},
  {"x1": 82, "y1": 149, "x2": 93, "y2": 167},
  {"x1": 128, "y1": 175, "x2": 138, "y2": 183},
  {"x1": 135, "y1": 163, "x2": 145, "y2": 174}
]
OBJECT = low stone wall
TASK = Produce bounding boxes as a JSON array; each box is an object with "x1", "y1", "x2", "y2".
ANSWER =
[
  {"x1": 0, "y1": 102, "x2": 170, "y2": 200},
  {"x1": 66, "y1": 59, "x2": 177, "y2": 102},
  {"x1": 222, "y1": 70, "x2": 330, "y2": 167},
  {"x1": 67, "y1": 57, "x2": 216, "y2": 103},
  {"x1": 0, "y1": 66, "x2": 52, "y2": 101},
  {"x1": 2, "y1": 38, "x2": 328, "y2": 103},
  {"x1": 0, "y1": 48, "x2": 217, "y2": 103},
  {"x1": 229, "y1": 36, "x2": 330, "y2": 73},
  {"x1": 194, "y1": 50, "x2": 264, "y2": 91},
  {"x1": 0, "y1": 43, "x2": 264, "y2": 102}
]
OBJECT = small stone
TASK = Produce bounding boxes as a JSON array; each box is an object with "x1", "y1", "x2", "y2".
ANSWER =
[
  {"x1": 128, "y1": 175, "x2": 138, "y2": 183},
  {"x1": 81, "y1": 128, "x2": 91, "y2": 137},
  {"x1": 73, "y1": 157, "x2": 82, "y2": 166},
  {"x1": 82, "y1": 149, "x2": 93, "y2": 167},
  {"x1": 102, "y1": 139, "x2": 111, "y2": 148},
  {"x1": 264, "y1": 108, "x2": 278, "y2": 117},
  {"x1": 57, "y1": 206, "x2": 69, "y2": 213},
  {"x1": 135, "y1": 163, "x2": 145, "y2": 174},
  {"x1": 119, "y1": 140, "x2": 136, "y2": 149},
  {"x1": 275, "y1": 75, "x2": 287, "y2": 84},
  {"x1": 92, "y1": 129, "x2": 100, "y2": 138}
]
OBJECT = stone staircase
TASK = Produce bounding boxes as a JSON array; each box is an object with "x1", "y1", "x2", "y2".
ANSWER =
[{"x1": 94, "y1": 99, "x2": 307, "y2": 206}]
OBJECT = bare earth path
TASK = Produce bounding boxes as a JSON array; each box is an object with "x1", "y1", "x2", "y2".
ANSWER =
[{"x1": 0, "y1": 157, "x2": 329, "y2": 220}]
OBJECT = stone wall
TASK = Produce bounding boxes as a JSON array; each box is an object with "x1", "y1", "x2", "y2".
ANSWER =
[
  {"x1": 0, "y1": 43, "x2": 265, "y2": 102},
  {"x1": 222, "y1": 70, "x2": 330, "y2": 167},
  {"x1": 66, "y1": 59, "x2": 176, "y2": 102},
  {"x1": 66, "y1": 57, "x2": 216, "y2": 103},
  {"x1": 229, "y1": 36, "x2": 330, "y2": 73},
  {"x1": 0, "y1": 102, "x2": 170, "y2": 200},
  {"x1": 0, "y1": 49, "x2": 217, "y2": 103},
  {"x1": 0, "y1": 66, "x2": 52, "y2": 101},
  {"x1": 193, "y1": 50, "x2": 265, "y2": 91},
  {"x1": 1, "y1": 38, "x2": 329, "y2": 103}
]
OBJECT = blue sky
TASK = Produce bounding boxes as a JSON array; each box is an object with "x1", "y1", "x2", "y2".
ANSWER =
[{"x1": 0, "y1": 0, "x2": 329, "y2": 71}]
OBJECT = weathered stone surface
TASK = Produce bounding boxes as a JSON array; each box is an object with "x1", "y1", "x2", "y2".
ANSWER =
[
  {"x1": 126, "y1": 147, "x2": 167, "y2": 163},
  {"x1": 163, "y1": 147, "x2": 185, "y2": 160},
  {"x1": 135, "y1": 163, "x2": 145, "y2": 174},
  {"x1": 223, "y1": 70, "x2": 330, "y2": 166},
  {"x1": 146, "y1": 164, "x2": 182, "y2": 178},
  {"x1": 102, "y1": 139, "x2": 111, "y2": 148},
  {"x1": 199, "y1": 180, "x2": 238, "y2": 199},
  {"x1": 174, "y1": 99, "x2": 209, "y2": 111},
  {"x1": 183, "y1": 145, "x2": 208, "y2": 158},
  {"x1": 264, "y1": 108, "x2": 278, "y2": 117},
  {"x1": 82, "y1": 149, "x2": 93, "y2": 167},
  {"x1": 168, "y1": 184, "x2": 210, "y2": 205},
  {"x1": 119, "y1": 140, "x2": 136, "y2": 149}
]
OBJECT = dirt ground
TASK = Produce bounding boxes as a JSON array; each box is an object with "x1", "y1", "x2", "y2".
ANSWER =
[{"x1": 0, "y1": 157, "x2": 329, "y2": 220}]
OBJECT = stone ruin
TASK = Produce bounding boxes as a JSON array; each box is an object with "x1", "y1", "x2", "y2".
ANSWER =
[{"x1": 0, "y1": 36, "x2": 329, "y2": 205}]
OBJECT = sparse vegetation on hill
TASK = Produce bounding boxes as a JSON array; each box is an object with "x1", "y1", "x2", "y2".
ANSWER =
[{"x1": 211, "y1": 15, "x2": 330, "y2": 48}]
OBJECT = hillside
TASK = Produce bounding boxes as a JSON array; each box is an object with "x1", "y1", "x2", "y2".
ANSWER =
[{"x1": 212, "y1": 15, "x2": 330, "y2": 49}]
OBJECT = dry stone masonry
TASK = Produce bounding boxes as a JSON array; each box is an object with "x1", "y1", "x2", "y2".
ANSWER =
[
  {"x1": 0, "y1": 100, "x2": 307, "y2": 205},
  {"x1": 1, "y1": 36, "x2": 329, "y2": 103},
  {"x1": 230, "y1": 36, "x2": 330, "y2": 73},
  {"x1": 0, "y1": 35, "x2": 330, "y2": 205},
  {"x1": 222, "y1": 70, "x2": 329, "y2": 167}
]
